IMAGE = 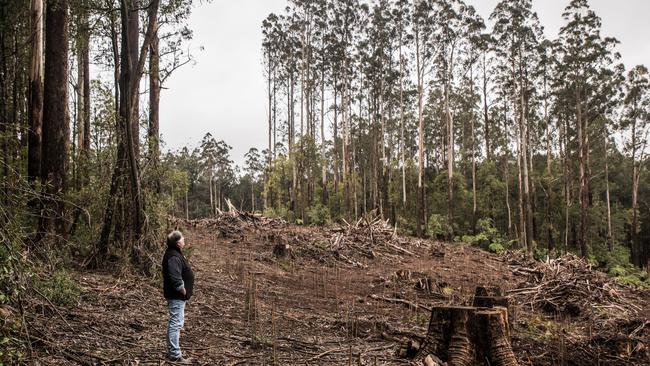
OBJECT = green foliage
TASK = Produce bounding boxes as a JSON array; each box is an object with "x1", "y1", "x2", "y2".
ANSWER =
[
  {"x1": 608, "y1": 265, "x2": 650, "y2": 289},
  {"x1": 591, "y1": 241, "x2": 632, "y2": 269},
  {"x1": 427, "y1": 213, "x2": 453, "y2": 240},
  {"x1": 534, "y1": 248, "x2": 549, "y2": 261},
  {"x1": 460, "y1": 218, "x2": 509, "y2": 254},
  {"x1": 34, "y1": 270, "x2": 81, "y2": 307},
  {"x1": 397, "y1": 215, "x2": 418, "y2": 237},
  {"x1": 263, "y1": 206, "x2": 288, "y2": 219},
  {"x1": 305, "y1": 203, "x2": 331, "y2": 225},
  {"x1": 587, "y1": 242, "x2": 650, "y2": 289},
  {"x1": 488, "y1": 242, "x2": 505, "y2": 254}
]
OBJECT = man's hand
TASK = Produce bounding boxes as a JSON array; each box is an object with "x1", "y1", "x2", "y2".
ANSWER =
[{"x1": 181, "y1": 288, "x2": 187, "y2": 296}]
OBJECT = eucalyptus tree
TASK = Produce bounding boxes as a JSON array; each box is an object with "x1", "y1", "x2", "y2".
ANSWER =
[
  {"x1": 461, "y1": 7, "x2": 486, "y2": 225},
  {"x1": 476, "y1": 33, "x2": 495, "y2": 162},
  {"x1": 392, "y1": 0, "x2": 411, "y2": 207},
  {"x1": 431, "y1": 0, "x2": 467, "y2": 228},
  {"x1": 363, "y1": 0, "x2": 394, "y2": 216},
  {"x1": 490, "y1": 0, "x2": 542, "y2": 252},
  {"x1": 149, "y1": 0, "x2": 195, "y2": 167},
  {"x1": 262, "y1": 12, "x2": 282, "y2": 207},
  {"x1": 99, "y1": 0, "x2": 161, "y2": 257},
  {"x1": 621, "y1": 65, "x2": 650, "y2": 266},
  {"x1": 200, "y1": 133, "x2": 218, "y2": 215},
  {"x1": 412, "y1": 0, "x2": 436, "y2": 236},
  {"x1": 555, "y1": 0, "x2": 620, "y2": 257},
  {"x1": 536, "y1": 38, "x2": 558, "y2": 251},
  {"x1": 311, "y1": 0, "x2": 329, "y2": 205},
  {"x1": 28, "y1": 0, "x2": 43, "y2": 184},
  {"x1": 214, "y1": 139, "x2": 235, "y2": 212},
  {"x1": 245, "y1": 148, "x2": 263, "y2": 212},
  {"x1": 41, "y1": 0, "x2": 70, "y2": 238},
  {"x1": 327, "y1": 0, "x2": 363, "y2": 218}
]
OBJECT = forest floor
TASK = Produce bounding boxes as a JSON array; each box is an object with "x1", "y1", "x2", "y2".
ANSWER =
[{"x1": 22, "y1": 213, "x2": 649, "y2": 365}]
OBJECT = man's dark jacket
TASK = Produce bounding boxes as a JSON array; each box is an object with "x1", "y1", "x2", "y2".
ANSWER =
[{"x1": 162, "y1": 245, "x2": 195, "y2": 301}]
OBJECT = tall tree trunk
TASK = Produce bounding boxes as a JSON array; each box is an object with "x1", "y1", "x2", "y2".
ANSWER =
[
  {"x1": 0, "y1": 20, "x2": 7, "y2": 208},
  {"x1": 415, "y1": 27, "x2": 425, "y2": 237},
  {"x1": 209, "y1": 173, "x2": 213, "y2": 215},
  {"x1": 82, "y1": 10, "x2": 90, "y2": 157},
  {"x1": 503, "y1": 98, "x2": 512, "y2": 237},
  {"x1": 41, "y1": 0, "x2": 70, "y2": 238},
  {"x1": 98, "y1": 3, "x2": 124, "y2": 257},
  {"x1": 517, "y1": 139, "x2": 525, "y2": 249},
  {"x1": 129, "y1": 0, "x2": 140, "y2": 158},
  {"x1": 561, "y1": 117, "x2": 570, "y2": 253},
  {"x1": 445, "y1": 56, "x2": 455, "y2": 231},
  {"x1": 630, "y1": 114, "x2": 640, "y2": 266},
  {"x1": 120, "y1": 0, "x2": 143, "y2": 239},
  {"x1": 631, "y1": 166, "x2": 640, "y2": 265},
  {"x1": 470, "y1": 62, "x2": 477, "y2": 225},
  {"x1": 148, "y1": 9, "x2": 160, "y2": 182},
  {"x1": 28, "y1": 0, "x2": 43, "y2": 184},
  {"x1": 577, "y1": 88, "x2": 589, "y2": 257},
  {"x1": 320, "y1": 62, "x2": 327, "y2": 204},
  {"x1": 266, "y1": 50, "x2": 272, "y2": 208},
  {"x1": 399, "y1": 37, "x2": 406, "y2": 207},
  {"x1": 100, "y1": 0, "x2": 159, "y2": 254},
  {"x1": 520, "y1": 89, "x2": 534, "y2": 252},
  {"x1": 604, "y1": 134, "x2": 613, "y2": 251},
  {"x1": 544, "y1": 72, "x2": 553, "y2": 252},
  {"x1": 75, "y1": 37, "x2": 83, "y2": 190},
  {"x1": 482, "y1": 52, "x2": 490, "y2": 162},
  {"x1": 333, "y1": 77, "x2": 339, "y2": 194}
]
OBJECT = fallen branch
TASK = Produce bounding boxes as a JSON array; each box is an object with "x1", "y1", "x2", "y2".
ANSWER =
[{"x1": 369, "y1": 294, "x2": 431, "y2": 312}]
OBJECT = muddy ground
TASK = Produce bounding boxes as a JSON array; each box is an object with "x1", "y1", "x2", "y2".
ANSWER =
[{"x1": 24, "y1": 215, "x2": 649, "y2": 365}]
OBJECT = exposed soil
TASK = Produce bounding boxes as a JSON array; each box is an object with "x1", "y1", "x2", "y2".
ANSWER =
[{"x1": 23, "y1": 214, "x2": 649, "y2": 365}]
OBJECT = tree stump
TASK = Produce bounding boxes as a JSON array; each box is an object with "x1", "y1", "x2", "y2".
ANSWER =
[
  {"x1": 414, "y1": 303, "x2": 518, "y2": 366},
  {"x1": 273, "y1": 243, "x2": 293, "y2": 258},
  {"x1": 472, "y1": 286, "x2": 512, "y2": 332}
]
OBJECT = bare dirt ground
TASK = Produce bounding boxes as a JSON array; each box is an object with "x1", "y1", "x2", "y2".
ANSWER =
[{"x1": 26, "y1": 215, "x2": 649, "y2": 365}]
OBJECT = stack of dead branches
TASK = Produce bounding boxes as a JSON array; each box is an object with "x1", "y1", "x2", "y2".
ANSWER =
[
  {"x1": 168, "y1": 199, "x2": 288, "y2": 238},
  {"x1": 308, "y1": 213, "x2": 418, "y2": 267},
  {"x1": 506, "y1": 253, "x2": 649, "y2": 364},
  {"x1": 508, "y1": 254, "x2": 644, "y2": 324}
]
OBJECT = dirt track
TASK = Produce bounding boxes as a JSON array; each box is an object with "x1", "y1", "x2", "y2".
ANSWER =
[{"x1": 26, "y1": 219, "x2": 649, "y2": 365}]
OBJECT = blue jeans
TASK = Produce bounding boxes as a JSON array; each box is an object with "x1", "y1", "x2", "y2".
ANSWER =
[{"x1": 167, "y1": 299, "x2": 186, "y2": 358}]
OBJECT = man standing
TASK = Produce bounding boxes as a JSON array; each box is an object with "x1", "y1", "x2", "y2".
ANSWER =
[{"x1": 162, "y1": 230, "x2": 194, "y2": 363}]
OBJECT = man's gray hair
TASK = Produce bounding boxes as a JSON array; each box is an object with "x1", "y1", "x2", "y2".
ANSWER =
[{"x1": 167, "y1": 230, "x2": 183, "y2": 247}]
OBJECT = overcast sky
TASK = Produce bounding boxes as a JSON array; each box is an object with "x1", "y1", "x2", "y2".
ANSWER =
[{"x1": 159, "y1": 0, "x2": 650, "y2": 166}]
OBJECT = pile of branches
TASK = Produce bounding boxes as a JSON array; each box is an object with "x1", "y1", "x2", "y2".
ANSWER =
[
  {"x1": 506, "y1": 252, "x2": 649, "y2": 364},
  {"x1": 507, "y1": 253, "x2": 644, "y2": 324},
  {"x1": 171, "y1": 208, "x2": 419, "y2": 267},
  {"x1": 168, "y1": 199, "x2": 288, "y2": 238},
  {"x1": 319, "y1": 214, "x2": 417, "y2": 267}
]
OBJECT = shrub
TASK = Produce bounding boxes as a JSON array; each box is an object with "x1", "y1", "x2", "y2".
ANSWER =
[
  {"x1": 305, "y1": 203, "x2": 331, "y2": 225},
  {"x1": 35, "y1": 270, "x2": 81, "y2": 307},
  {"x1": 263, "y1": 206, "x2": 288, "y2": 220},
  {"x1": 489, "y1": 242, "x2": 505, "y2": 254},
  {"x1": 427, "y1": 214, "x2": 453, "y2": 240},
  {"x1": 607, "y1": 265, "x2": 650, "y2": 289},
  {"x1": 461, "y1": 218, "x2": 509, "y2": 254}
]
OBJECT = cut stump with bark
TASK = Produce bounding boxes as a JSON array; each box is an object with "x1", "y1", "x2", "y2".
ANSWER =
[{"x1": 413, "y1": 288, "x2": 518, "y2": 366}]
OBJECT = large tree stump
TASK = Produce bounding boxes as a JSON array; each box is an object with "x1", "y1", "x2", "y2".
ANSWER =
[
  {"x1": 472, "y1": 286, "x2": 513, "y2": 332},
  {"x1": 414, "y1": 303, "x2": 518, "y2": 366}
]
